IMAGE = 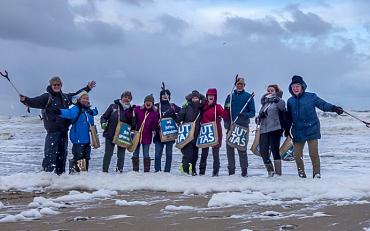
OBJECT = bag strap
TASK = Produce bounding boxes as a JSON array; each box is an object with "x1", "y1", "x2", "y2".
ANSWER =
[{"x1": 139, "y1": 111, "x2": 150, "y2": 143}]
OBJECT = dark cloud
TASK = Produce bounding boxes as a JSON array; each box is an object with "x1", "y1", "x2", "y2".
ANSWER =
[
  {"x1": 284, "y1": 5, "x2": 332, "y2": 36},
  {"x1": 0, "y1": 0, "x2": 124, "y2": 49},
  {"x1": 0, "y1": 1, "x2": 369, "y2": 116}
]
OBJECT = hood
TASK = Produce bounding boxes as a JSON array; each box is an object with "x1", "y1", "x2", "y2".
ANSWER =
[
  {"x1": 289, "y1": 75, "x2": 307, "y2": 96},
  {"x1": 206, "y1": 88, "x2": 218, "y2": 103}
]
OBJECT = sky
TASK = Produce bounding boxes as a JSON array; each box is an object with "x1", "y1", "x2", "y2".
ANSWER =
[{"x1": 0, "y1": 0, "x2": 369, "y2": 115}]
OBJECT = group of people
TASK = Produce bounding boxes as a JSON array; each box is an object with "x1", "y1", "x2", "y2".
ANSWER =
[{"x1": 19, "y1": 75, "x2": 344, "y2": 178}]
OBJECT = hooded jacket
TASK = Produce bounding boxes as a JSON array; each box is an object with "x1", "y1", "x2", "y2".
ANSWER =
[
  {"x1": 23, "y1": 85, "x2": 91, "y2": 132},
  {"x1": 60, "y1": 103, "x2": 98, "y2": 144},
  {"x1": 287, "y1": 76, "x2": 334, "y2": 142},
  {"x1": 175, "y1": 92, "x2": 206, "y2": 143},
  {"x1": 200, "y1": 88, "x2": 227, "y2": 148}
]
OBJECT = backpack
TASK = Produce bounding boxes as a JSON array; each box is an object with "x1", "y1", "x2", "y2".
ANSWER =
[{"x1": 41, "y1": 92, "x2": 70, "y2": 120}]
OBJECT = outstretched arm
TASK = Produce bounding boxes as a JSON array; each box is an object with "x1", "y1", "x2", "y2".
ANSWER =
[{"x1": 21, "y1": 93, "x2": 49, "y2": 109}]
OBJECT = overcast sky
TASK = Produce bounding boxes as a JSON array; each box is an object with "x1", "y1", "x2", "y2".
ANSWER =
[{"x1": 0, "y1": 0, "x2": 369, "y2": 115}]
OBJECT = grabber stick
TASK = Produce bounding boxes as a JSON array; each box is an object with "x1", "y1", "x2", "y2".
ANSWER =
[{"x1": 343, "y1": 110, "x2": 370, "y2": 128}]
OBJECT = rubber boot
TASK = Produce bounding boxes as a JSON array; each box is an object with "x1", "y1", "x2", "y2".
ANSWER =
[
  {"x1": 132, "y1": 157, "x2": 139, "y2": 172},
  {"x1": 264, "y1": 163, "x2": 275, "y2": 177},
  {"x1": 228, "y1": 168, "x2": 235, "y2": 176},
  {"x1": 274, "y1": 160, "x2": 282, "y2": 176},
  {"x1": 241, "y1": 168, "x2": 248, "y2": 177},
  {"x1": 144, "y1": 158, "x2": 151, "y2": 173},
  {"x1": 199, "y1": 162, "x2": 206, "y2": 175}
]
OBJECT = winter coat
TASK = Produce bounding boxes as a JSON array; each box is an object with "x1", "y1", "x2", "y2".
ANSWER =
[
  {"x1": 134, "y1": 106, "x2": 159, "y2": 145},
  {"x1": 100, "y1": 100, "x2": 135, "y2": 141},
  {"x1": 22, "y1": 85, "x2": 91, "y2": 133},
  {"x1": 200, "y1": 89, "x2": 227, "y2": 148},
  {"x1": 153, "y1": 100, "x2": 181, "y2": 143},
  {"x1": 287, "y1": 79, "x2": 334, "y2": 142},
  {"x1": 60, "y1": 104, "x2": 98, "y2": 144},
  {"x1": 259, "y1": 93, "x2": 286, "y2": 134},
  {"x1": 175, "y1": 93, "x2": 205, "y2": 143},
  {"x1": 224, "y1": 89, "x2": 255, "y2": 129}
]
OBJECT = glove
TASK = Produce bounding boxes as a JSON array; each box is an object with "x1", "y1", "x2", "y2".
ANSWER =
[
  {"x1": 101, "y1": 122, "x2": 107, "y2": 130},
  {"x1": 259, "y1": 111, "x2": 268, "y2": 119},
  {"x1": 48, "y1": 107, "x2": 61, "y2": 115},
  {"x1": 332, "y1": 106, "x2": 344, "y2": 115},
  {"x1": 284, "y1": 129, "x2": 291, "y2": 138}
]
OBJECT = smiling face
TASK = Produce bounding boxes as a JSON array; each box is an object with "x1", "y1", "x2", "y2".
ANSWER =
[
  {"x1": 161, "y1": 94, "x2": 169, "y2": 101},
  {"x1": 121, "y1": 95, "x2": 131, "y2": 104},
  {"x1": 144, "y1": 101, "x2": 153, "y2": 109},
  {"x1": 79, "y1": 94, "x2": 90, "y2": 107},
  {"x1": 51, "y1": 82, "x2": 62, "y2": 93},
  {"x1": 267, "y1": 86, "x2": 276, "y2": 95},
  {"x1": 291, "y1": 83, "x2": 303, "y2": 96},
  {"x1": 236, "y1": 82, "x2": 245, "y2": 91}
]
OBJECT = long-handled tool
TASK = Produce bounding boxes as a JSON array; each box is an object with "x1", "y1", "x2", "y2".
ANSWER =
[
  {"x1": 343, "y1": 110, "x2": 370, "y2": 128},
  {"x1": 1, "y1": 70, "x2": 30, "y2": 113}
]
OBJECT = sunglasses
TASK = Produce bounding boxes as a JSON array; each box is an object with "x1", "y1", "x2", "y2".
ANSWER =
[{"x1": 52, "y1": 83, "x2": 61, "y2": 87}]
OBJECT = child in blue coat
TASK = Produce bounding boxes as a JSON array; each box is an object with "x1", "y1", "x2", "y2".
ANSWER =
[{"x1": 55, "y1": 91, "x2": 98, "y2": 173}]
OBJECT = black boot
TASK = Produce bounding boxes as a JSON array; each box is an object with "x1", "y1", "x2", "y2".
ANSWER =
[
  {"x1": 241, "y1": 168, "x2": 248, "y2": 177},
  {"x1": 264, "y1": 163, "x2": 274, "y2": 177},
  {"x1": 212, "y1": 168, "x2": 219, "y2": 177}
]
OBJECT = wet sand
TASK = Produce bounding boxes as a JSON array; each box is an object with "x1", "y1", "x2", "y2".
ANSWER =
[{"x1": 1, "y1": 190, "x2": 370, "y2": 231}]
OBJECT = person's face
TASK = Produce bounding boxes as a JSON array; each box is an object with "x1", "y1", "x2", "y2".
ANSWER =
[
  {"x1": 121, "y1": 96, "x2": 131, "y2": 104},
  {"x1": 207, "y1": 95, "x2": 215, "y2": 104},
  {"x1": 161, "y1": 94, "x2": 169, "y2": 101},
  {"x1": 267, "y1": 87, "x2": 276, "y2": 95},
  {"x1": 291, "y1": 84, "x2": 303, "y2": 96},
  {"x1": 51, "y1": 82, "x2": 62, "y2": 93},
  {"x1": 145, "y1": 101, "x2": 153, "y2": 109},
  {"x1": 192, "y1": 97, "x2": 200, "y2": 103},
  {"x1": 79, "y1": 95, "x2": 90, "y2": 107},
  {"x1": 236, "y1": 82, "x2": 245, "y2": 91}
]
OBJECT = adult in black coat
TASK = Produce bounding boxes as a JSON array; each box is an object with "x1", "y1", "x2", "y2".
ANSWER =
[
  {"x1": 20, "y1": 76, "x2": 96, "y2": 175},
  {"x1": 176, "y1": 90, "x2": 205, "y2": 175},
  {"x1": 100, "y1": 91, "x2": 136, "y2": 173}
]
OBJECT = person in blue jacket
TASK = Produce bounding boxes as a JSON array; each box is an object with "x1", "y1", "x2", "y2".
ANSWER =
[
  {"x1": 224, "y1": 77, "x2": 255, "y2": 177},
  {"x1": 55, "y1": 91, "x2": 98, "y2": 173},
  {"x1": 286, "y1": 75, "x2": 343, "y2": 178}
]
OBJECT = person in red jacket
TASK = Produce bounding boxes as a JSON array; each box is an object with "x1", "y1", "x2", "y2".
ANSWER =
[{"x1": 199, "y1": 88, "x2": 227, "y2": 176}]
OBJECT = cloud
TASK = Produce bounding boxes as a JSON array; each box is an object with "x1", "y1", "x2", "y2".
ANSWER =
[
  {"x1": 284, "y1": 5, "x2": 333, "y2": 36},
  {"x1": 157, "y1": 14, "x2": 189, "y2": 35},
  {"x1": 0, "y1": 0, "x2": 124, "y2": 49},
  {"x1": 224, "y1": 16, "x2": 285, "y2": 37}
]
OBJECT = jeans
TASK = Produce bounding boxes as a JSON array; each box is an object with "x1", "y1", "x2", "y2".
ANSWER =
[
  {"x1": 43, "y1": 131, "x2": 68, "y2": 175},
  {"x1": 154, "y1": 141, "x2": 174, "y2": 172},
  {"x1": 133, "y1": 143, "x2": 150, "y2": 158},
  {"x1": 102, "y1": 139, "x2": 126, "y2": 172}
]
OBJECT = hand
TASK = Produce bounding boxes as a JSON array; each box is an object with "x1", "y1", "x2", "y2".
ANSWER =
[
  {"x1": 332, "y1": 106, "x2": 344, "y2": 115},
  {"x1": 19, "y1": 95, "x2": 26, "y2": 102},
  {"x1": 284, "y1": 129, "x2": 291, "y2": 138},
  {"x1": 259, "y1": 111, "x2": 268, "y2": 119},
  {"x1": 101, "y1": 122, "x2": 107, "y2": 130},
  {"x1": 87, "y1": 81, "x2": 96, "y2": 90}
]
